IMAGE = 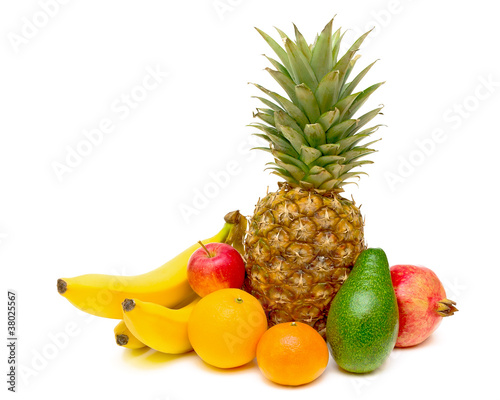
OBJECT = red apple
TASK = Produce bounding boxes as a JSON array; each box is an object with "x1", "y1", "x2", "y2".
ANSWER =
[{"x1": 187, "y1": 242, "x2": 246, "y2": 297}]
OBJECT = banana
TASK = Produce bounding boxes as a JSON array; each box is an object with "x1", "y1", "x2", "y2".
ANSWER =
[
  {"x1": 122, "y1": 296, "x2": 200, "y2": 354},
  {"x1": 57, "y1": 211, "x2": 246, "y2": 319},
  {"x1": 114, "y1": 320, "x2": 146, "y2": 349}
]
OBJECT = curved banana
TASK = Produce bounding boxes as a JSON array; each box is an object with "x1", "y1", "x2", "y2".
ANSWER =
[
  {"x1": 114, "y1": 320, "x2": 146, "y2": 349},
  {"x1": 122, "y1": 296, "x2": 200, "y2": 354},
  {"x1": 57, "y1": 211, "x2": 246, "y2": 319}
]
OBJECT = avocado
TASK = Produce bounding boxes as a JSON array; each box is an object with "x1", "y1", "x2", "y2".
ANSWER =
[{"x1": 326, "y1": 248, "x2": 399, "y2": 373}]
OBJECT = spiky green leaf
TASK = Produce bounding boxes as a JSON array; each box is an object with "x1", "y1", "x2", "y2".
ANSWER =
[
  {"x1": 339, "y1": 171, "x2": 367, "y2": 182},
  {"x1": 252, "y1": 133, "x2": 271, "y2": 143},
  {"x1": 317, "y1": 109, "x2": 340, "y2": 132},
  {"x1": 252, "y1": 132, "x2": 299, "y2": 157},
  {"x1": 345, "y1": 82, "x2": 385, "y2": 119},
  {"x1": 253, "y1": 96, "x2": 283, "y2": 112},
  {"x1": 255, "y1": 27, "x2": 295, "y2": 80},
  {"x1": 266, "y1": 165, "x2": 293, "y2": 179},
  {"x1": 275, "y1": 27, "x2": 290, "y2": 40},
  {"x1": 325, "y1": 163, "x2": 342, "y2": 178},
  {"x1": 315, "y1": 70, "x2": 341, "y2": 113},
  {"x1": 310, "y1": 19, "x2": 333, "y2": 80},
  {"x1": 318, "y1": 143, "x2": 341, "y2": 156},
  {"x1": 304, "y1": 166, "x2": 332, "y2": 187},
  {"x1": 248, "y1": 123, "x2": 280, "y2": 137},
  {"x1": 265, "y1": 68, "x2": 298, "y2": 104},
  {"x1": 318, "y1": 178, "x2": 342, "y2": 190},
  {"x1": 343, "y1": 54, "x2": 361, "y2": 87},
  {"x1": 343, "y1": 125, "x2": 382, "y2": 149},
  {"x1": 274, "y1": 110, "x2": 304, "y2": 137},
  {"x1": 334, "y1": 29, "x2": 371, "y2": 86},
  {"x1": 277, "y1": 124, "x2": 308, "y2": 154},
  {"x1": 293, "y1": 24, "x2": 312, "y2": 60},
  {"x1": 341, "y1": 60, "x2": 378, "y2": 98},
  {"x1": 337, "y1": 133, "x2": 370, "y2": 153},
  {"x1": 284, "y1": 38, "x2": 319, "y2": 90},
  {"x1": 315, "y1": 155, "x2": 345, "y2": 167},
  {"x1": 300, "y1": 146, "x2": 322, "y2": 165},
  {"x1": 272, "y1": 150, "x2": 309, "y2": 173},
  {"x1": 269, "y1": 134, "x2": 299, "y2": 157},
  {"x1": 270, "y1": 161, "x2": 304, "y2": 182},
  {"x1": 340, "y1": 160, "x2": 374, "y2": 174},
  {"x1": 331, "y1": 28, "x2": 343, "y2": 66},
  {"x1": 341, "y1": 145, "x2": 378, "y2": 163},
  {"x1": 254, "y1": 111, "x2": 274, "y2": 125},
  {"x1": 326, "y1": 119, "x2": 358, "y2": 142},
  {"x1": 295, "y1": 84, "x2": 321, "y2": 123},
  {"x1": 303, "y1": 123, "x2": 326, "y2": 148},
  {"x1": 252, "y1": 146, "x2": 273, "y2": 153},
  {"x1": 254, "y1": 82, "x2": 309, "y2": 128},
  {"x1": 345, "y1": 107, "x2": 383, "y2": 136},
  {"x1": 264, "y1": 55, "x2": 292, "y2": 79},
  {"x1": 334, "y1": 92, "x2": 360, "y2": 122}
]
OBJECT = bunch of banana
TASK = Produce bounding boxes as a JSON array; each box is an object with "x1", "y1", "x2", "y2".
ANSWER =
[
  {"x1": 122, "y1": 297, "x2": 201, "y2": 353},
  {"x1": 57, "y1": 211, "x2": 246, "y2": 354}
]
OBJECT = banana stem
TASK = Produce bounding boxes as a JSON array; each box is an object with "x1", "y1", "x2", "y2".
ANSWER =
[
  {"x1": 224, "y1": 210, "x2": 247, "y2": 254},
  {"x1": 122, "y1": 299, "x2": 136, "y2": 312},
  {"x1": 57, "y1": 279, "x2": 67, "y2": 294},
  {"x1": 116, "y1": 334, "x2": 129, "y2": 346}
]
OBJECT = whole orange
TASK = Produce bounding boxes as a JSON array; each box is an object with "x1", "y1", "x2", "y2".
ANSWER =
[
  {"x1": 256, "y1": 321, "x2": 329, "y2": 386},
  {"x1": 187, "y1": 288, "x2": 267, "y2": 368}
]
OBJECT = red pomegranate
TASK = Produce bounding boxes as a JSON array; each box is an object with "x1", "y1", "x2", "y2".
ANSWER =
[{"x1": 390, "y1": 265, "x2": 458, "y2": 347}]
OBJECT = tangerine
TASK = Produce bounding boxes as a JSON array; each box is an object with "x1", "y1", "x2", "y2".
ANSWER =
[{"x1": 256, "y1": 321, "x2": 329, "y2": 386}]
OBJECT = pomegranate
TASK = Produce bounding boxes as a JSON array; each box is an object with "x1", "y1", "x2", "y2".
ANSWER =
[{"x1": 390, "y1": 265, "x2": 457, "y2": 347}]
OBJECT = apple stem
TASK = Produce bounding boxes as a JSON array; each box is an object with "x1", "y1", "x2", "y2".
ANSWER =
[{"x1": 198, "y1": 241, "x2": 213, "y2": 258}]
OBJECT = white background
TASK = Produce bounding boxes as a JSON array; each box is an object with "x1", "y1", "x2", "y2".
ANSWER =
[{"x1": 1, "y1": 1, "x2": 499, "y2": 399}]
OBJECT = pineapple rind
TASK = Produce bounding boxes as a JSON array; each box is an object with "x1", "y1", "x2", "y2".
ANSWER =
[{"x1": 244, "y1": 183, "x2": 365, "y2": 338}]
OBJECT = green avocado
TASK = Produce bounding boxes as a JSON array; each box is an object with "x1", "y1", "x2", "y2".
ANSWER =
[{"x1": 326, "y1": 248, "x2": 399, "y2": 373}]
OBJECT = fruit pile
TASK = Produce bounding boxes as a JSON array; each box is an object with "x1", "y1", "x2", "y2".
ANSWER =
[{"x1": 57, "y1": 19, "x2": 458, "y2": 386}]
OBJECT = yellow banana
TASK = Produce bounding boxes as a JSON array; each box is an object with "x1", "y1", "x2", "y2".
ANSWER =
[
  {"x1": 122, "y1": 296, "x2": 201, "y2": 354},
  {"x1": 114, "y1": 320, "x2": 146, "y2": 349},
  {"x1": 57, "y1": 211, "x2": 246, "y2": 319}
]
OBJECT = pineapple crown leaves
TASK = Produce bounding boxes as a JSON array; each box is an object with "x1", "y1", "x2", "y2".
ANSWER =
[{"x1": 250, "y1": 18, "x2": 385, "y2": 191}]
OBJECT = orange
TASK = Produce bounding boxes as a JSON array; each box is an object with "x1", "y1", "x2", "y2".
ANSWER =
[
  {"x1": 187, "y1": 288, "x2": 267, "y2": 368},
  {"x1": 256, "y1": 321, "x2": 329, "y2": 386}
]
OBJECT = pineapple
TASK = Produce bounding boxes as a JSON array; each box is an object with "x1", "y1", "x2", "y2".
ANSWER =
[{"x1": 244, "y1": 19, "x2": 384, "y2": 337}]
